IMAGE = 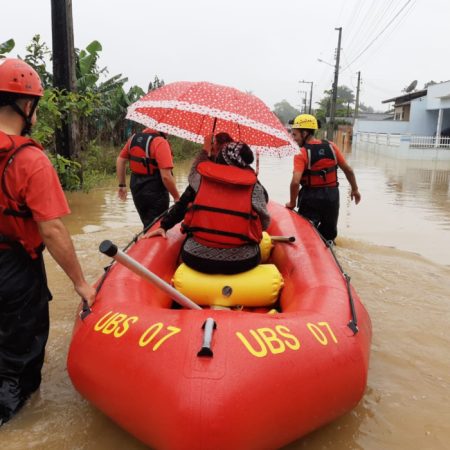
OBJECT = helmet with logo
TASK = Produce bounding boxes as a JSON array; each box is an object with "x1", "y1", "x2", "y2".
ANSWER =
[{"x1": 291, "y1": 114, "x2": 318, "y2": 130}]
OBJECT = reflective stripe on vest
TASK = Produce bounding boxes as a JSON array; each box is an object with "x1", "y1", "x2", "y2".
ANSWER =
[
  {"x1": 181, "y1": 161, "x2": 263, "y2": 248},
  {"x1": 301, "y1": 140, "x2": 338, "y2": 188}
]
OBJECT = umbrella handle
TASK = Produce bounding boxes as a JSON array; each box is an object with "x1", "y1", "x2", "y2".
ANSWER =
[{"x1": 256, "y1": 149, "x2": 260, "y2": 175}]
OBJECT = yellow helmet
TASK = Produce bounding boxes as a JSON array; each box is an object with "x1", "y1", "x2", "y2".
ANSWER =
[{"x1": 292, "y1": 114, "x2": 318, "y2": 130}]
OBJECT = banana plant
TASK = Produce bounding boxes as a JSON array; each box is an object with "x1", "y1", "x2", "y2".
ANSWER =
[{"x1": 0, "y1": 39, "x2": 15, "y2": 58}]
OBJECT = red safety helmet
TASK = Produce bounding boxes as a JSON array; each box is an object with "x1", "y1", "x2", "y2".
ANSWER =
[{"x1": 0, "y1": 58, "x2": 43, "y2": 97}]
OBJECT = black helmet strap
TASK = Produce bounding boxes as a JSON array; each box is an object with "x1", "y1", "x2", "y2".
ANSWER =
[{"x1": 10, "y1": 97, "x2": 40, "y2": 136}]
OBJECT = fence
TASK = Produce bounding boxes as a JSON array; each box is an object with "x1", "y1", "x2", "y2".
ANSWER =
[
  {"x1": 409, "y1": 136, "x2": 450, "y2": 149},
  {"x1": 357, "y1": 133, "x2": 401, "y2": 146},
  {"x1": 354, "y1": 132, "x2": 450, "y2": 160},
  {"x1": 357, "y1": 133, "x2": 450, "y2": 149}
]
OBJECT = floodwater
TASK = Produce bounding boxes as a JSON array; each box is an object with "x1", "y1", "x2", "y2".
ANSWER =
[{"x1": 2, "y1": 145, "x2": 450, "y2": 450}]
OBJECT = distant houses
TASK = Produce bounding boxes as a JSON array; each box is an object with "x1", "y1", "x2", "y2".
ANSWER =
[{"x1": 353, "y1": 80, "x2": 450, "y2": 159}]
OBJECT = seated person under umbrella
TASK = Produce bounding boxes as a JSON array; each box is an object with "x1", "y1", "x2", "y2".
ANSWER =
[{"x1": 145, "y1": 141, "x2": 270, "y2": 274}]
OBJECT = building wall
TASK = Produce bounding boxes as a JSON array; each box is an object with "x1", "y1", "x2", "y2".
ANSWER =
[
  {"x1": 353, "y1": 119, "x2": 409, "y2": 134},
  {"x1": 409, "y1": 97, "x2": 437, "y2": 135},
  {"x1": 355, "y1": 81, "x2": 450, "y2": 137},
  {"x1": 442, "y1": 109, "x2": 450, "y2": 133},
  {"x1": 426, "y1": 81, "x2": 450, "y2": 110}
]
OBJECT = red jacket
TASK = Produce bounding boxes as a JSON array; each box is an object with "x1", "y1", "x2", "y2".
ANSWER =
[
  {"x1": 182, "y1": 161, "x2": 262, "y2": 248},
  {"x1": 0, "y1": 134, "x2": 44, "y2": 254}
]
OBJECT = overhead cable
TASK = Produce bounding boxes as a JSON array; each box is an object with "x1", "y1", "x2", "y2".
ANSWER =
[{"x1": 342, "y1": 0, "x2": 414, "y2": 70}]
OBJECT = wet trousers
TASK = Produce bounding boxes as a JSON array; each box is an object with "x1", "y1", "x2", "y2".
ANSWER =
[
  {"x1": 130, "y1": 173, "x2": 169, "y2": 229},
  {"x1": 297, "y1": 186, "x2": 340, "y2": 242},
  {"x1": 0, "y1": 248, "x2": 51, "y2": 424}
]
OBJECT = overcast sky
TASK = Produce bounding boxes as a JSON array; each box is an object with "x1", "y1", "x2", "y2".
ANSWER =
[{"x1": 2, "y1": 0, "x2": 448, "y2": 112}]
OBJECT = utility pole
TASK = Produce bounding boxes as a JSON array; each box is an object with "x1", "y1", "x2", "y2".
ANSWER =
[
  {"x1": 51, "y1": 0, "x2": 78, "y2": 159},
  {"x1": 299, "y1": 80, "x2": 314, "y2": 114},
  {"x1": 353, "y1": 71, "x2": 361, "y2": 126},
  {"x1": 302, "y1": 91, "x2": 308, "y2": 113},
  {"x1": 328, "y1": 27, "x2": 342, "y2": 140}
]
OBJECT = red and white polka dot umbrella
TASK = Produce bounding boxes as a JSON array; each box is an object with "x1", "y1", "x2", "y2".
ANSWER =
[{"x1": 126, "y1": 81, "x2": 297, "y2": 156}]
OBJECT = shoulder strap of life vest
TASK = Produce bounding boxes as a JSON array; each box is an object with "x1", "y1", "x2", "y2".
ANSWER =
[
  {"x1": 305, "y1": 140, "x2": 337, "y2": 172},
  {"x1": 1, "y1": 136, "x2": 42, "y2": 218},
  {"x1": 128, "y1": 132, "x2": 162, "y2": 175},
  {"x1": 301, "y1": 140, "x2": 338, "y2": 187}
]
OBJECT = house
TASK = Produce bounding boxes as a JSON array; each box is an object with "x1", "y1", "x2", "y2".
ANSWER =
[
  {"x1": 381, "y1": 90, "x2": 427, "y2": 121},
  {"x1": 353, "y1": 80, "x2": 450, "y2": 159}
]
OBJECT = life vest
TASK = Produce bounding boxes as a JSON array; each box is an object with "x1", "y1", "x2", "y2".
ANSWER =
[
  {"x1": 128, "y1": 132, "x2": 165, "y2": 176},
  {"x1": 0, "y1": 133, "x2": 44, "y2": 254},
  {"x1": 301, "y1": 140, "x2": 338, "y2": 188},
  {"x1": 181, "y1": 161, "x2": 263, "y2": 248}
]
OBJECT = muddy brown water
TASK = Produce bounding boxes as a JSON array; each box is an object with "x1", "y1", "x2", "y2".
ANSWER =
[{"x1": 2, "y1": 147, "x2": 450, "y2": 449}]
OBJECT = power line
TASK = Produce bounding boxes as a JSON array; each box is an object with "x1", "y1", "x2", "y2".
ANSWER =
[
  {"x1": 357, "y1": 0, "x2": 416, "y2": 65},
  {"x1": 346, "y1": 0, "x2": 397, "y2": 60},
  {"x1": 345, "y1": 0, "x2": 378, "y2": 48},
  {"x1": 343, "y1": 0, "x2": 365, "y2": 38},
  {"x1": 343, "y1": 0, "x2": 414, "y2": 70}
]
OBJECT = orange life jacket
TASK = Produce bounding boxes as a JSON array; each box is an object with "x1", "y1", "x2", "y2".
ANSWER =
[
  {"x1": 0, "y1": 134, "x2": 44, "y2": 253},
  {"x1": 181, "y1": 161, "x2": 263, "y2": 248},
  {"x1": 128, "y1": 132, "x2": 165, "y2": 176},
  {"x1": 301, "y1": 140, "x2": 338, "y2": 188}
]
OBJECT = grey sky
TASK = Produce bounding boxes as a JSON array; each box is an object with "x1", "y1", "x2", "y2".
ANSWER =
[{"x1": 2, "y1": 0, "x2": 448, "y2": 112}]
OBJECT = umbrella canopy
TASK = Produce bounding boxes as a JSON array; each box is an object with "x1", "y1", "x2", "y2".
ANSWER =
[{"x1": 126, "y1": 81, "x2": 297, "y2": 155}]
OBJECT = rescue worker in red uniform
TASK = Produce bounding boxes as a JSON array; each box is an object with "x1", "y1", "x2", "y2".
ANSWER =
[
  {"x1": 0, "y1": 58, "x2": 95, "y2": 425},
  {"x1": 286, "y1": 114, "x2": 361, "y2": 242},
  {"x1": 145, "y1": 141, "x2": 270, "y2": 274},
  {"x1": 116, "y1": 128, "x2": 180, "y2": 229}
]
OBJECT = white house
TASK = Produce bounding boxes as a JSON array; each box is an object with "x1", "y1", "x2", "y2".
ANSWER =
[{"x1": 353, "y1": 81, "x2": 450, "y2": 159}]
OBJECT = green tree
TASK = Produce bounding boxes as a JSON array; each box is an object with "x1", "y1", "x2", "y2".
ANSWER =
[
  {"x1": 3, "y1": 35, "x2": 173, "y2": 189},
  {"x1": 316, "y1": 85, "x2": 356, "y2": 124},
  {"x1": 359, "y1": 103, "x2": 374, "y2": 113},
  {"x1": 22, "y1": 35, "x2": 52, "y2": 88},
  {"x1": 148, "y1": 75, "x2": 165, "y2": 92},
  {"x1": 273, "y1": 100, "x2": 300, "y2": 124}
]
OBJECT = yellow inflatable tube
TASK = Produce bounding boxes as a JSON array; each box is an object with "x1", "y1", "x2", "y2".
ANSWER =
[
  {"x1": 172, "y1": 263, "x2": 284, "y2": 307},
  {"x1": 259, "y1": 231, "x2": 273, "y2": 263}
]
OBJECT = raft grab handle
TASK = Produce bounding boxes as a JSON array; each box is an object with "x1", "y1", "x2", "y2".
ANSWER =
[
  {"x1": 80, "y1": 299, "x2": 92, "y2": 320},
  {"x1": 197, "y1": 318, "x2": 217, "y2": 357}
]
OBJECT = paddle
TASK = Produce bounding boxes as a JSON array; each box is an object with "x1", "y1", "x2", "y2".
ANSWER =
[{"x1": 99, "y1": 240, "x2": 201, "y2": 310}]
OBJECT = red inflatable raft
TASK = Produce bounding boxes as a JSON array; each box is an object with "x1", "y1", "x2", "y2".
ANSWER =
[{"x1": 67, "y1": 202, "x2": 372, "y2": 449}]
